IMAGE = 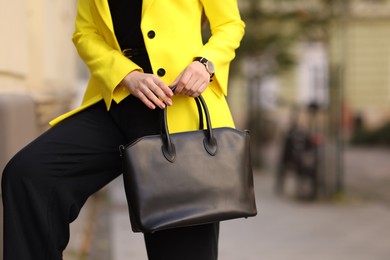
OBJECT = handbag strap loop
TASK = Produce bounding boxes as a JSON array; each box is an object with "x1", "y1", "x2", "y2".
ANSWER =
[
  {"x1": 161, "y1": 95, "x2": 218, "y2": 162},
  {"x1": 196, "y1": 96, "x2": 217, "y2": 156}
]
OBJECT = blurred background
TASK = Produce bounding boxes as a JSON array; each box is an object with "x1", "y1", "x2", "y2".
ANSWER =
[{"x1": 1, "y1": 0, "x2": 390, "y2": 259}]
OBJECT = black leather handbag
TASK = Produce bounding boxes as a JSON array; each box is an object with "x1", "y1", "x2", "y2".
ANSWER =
[{"x1": 119, "y1": 96, "x2": 257, "y2": 233}]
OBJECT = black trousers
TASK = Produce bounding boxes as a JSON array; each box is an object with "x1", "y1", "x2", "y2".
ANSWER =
[{"x1": 1, "y1": 95, "x2": 219, "y2": 260}]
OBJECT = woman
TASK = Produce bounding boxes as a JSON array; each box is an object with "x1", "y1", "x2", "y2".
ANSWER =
[{"x1": 2, "y1": 0, "x2": 245, "y2": 259}]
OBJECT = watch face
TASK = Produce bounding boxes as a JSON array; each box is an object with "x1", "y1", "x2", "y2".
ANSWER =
[{"x1": 207, "y1": 61, "x2": 215, "y2": 74}]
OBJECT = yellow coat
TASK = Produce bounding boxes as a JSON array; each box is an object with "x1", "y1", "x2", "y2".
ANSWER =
[{"x1": 50, "y1": 0, "x2": 245, "y2": 133}]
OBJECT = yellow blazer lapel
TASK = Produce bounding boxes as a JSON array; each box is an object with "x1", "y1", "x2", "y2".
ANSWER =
[
  {"x1": 142, "y1": 0, "x2": 154, "y2": 17},
  {"x1": 94, "y1": 0, "x2": 114, "y2": 33},
  {"x1": 94, "y1": 0, "x2": 124, "y2": 50}
]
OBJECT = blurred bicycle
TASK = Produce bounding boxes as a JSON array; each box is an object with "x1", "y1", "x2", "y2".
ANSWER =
[{"x1": 275, "y1": 102, "x2": 324, "y2": 201}]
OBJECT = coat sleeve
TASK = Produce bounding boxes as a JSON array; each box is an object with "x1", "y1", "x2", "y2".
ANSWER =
[
  {"x1": 198, "y1": 0, "x2": 245, "y2": 96},
  {"x1": 72, "y1": 0, "x2": 141, "y2": 108}
]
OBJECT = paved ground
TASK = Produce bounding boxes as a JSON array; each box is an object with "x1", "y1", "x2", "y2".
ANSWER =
[
  {"x1": 344, "y1": 147, "x2": 390, "y2": 203},
  {"x1": 64, "y1": 146, "x2": 390, "y2": 260}
]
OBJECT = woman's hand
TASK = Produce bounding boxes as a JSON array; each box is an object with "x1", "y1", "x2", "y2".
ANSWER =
[
  {"x1": 120, "y1": 71, "x2": 174, "y2": 109},
  {"x1": 170, "y1": 61, "x2": 210, "y2": 97}
]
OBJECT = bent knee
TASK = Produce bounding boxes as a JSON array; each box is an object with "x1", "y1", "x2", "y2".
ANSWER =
[{"x1": 2, "y1": 150, "x2": 41, "y2": 192}]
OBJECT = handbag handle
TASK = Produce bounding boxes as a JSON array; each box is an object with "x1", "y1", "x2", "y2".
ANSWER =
[{"x1": 161, "y1": 95, "x2": 218, "y2": 162}]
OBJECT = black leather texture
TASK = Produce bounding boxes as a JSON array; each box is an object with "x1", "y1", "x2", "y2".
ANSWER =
[{"x1": 120, "y1": 96, "x2": 257, "y2": 233}]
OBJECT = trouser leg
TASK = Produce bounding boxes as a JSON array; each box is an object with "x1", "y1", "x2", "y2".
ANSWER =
[
  {"x1": 2, "y1": 102, "x2": 125, "y2": 260},
  {"x1": 144, "y1": 223, "x2": 220, "y2": 260}
]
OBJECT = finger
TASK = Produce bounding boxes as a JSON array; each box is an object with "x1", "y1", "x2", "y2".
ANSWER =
[
  {"x1": 133, "y1": 89, "x2": 157, "y2": 110},
  {"x1": 148, "y1": 82, "x2": 172, "y2": 106},
  {"x1": 187, "y1": 78, "x2": 209, "y2": 97},
  {"x1": 169, "y1": 72, "x2": 183, "y2": 94},
  {"x1": 154, "y1": 79, "x2": 174, "y2": 97},
  {"x1": 194, "y1": 81, "x2": 209, "y2": 97},
  {"x1": 186, "y1": 73, "x2": 209, "y2": 97},
  {"x1": 154, "y1": 81, "x2": 174, "y2": 105},
  {"x1": 175, "y1": 71, "x2": 191, "y2": 95},
  {"x1": 140, "y1": 77, "x2": 172, "y2": 107},
  {"x1": 199, "y1": 81, "x2": 209, "y2": 93},
  {"x1": 143, "y1": 87, "x2": 167, "y2": 109},
  {"x1": 170, "y1": 79, "x2": 180, "y2": 93},
  {"x1": 182, "y1": 75, "x2": 198, "y2": 96},
  {"x1": 134, "y1": 81, "x2": 166, "y2": 109}
]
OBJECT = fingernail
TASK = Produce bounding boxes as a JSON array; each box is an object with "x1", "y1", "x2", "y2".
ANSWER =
[{"x1": 167, "y1": 99, "x2": 173, "y2": 106}]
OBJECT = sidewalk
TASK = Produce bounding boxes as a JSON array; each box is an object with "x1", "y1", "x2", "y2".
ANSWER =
[
  {"x1": 65, "y1": 147, "x2": 390, "y2": 260},
  {"x1": 344, "y1": 146, "x2": 390, "y2": 203}
]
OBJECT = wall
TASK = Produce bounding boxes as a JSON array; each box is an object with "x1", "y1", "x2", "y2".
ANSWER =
[
  {"x1": 0, "y1": 0, "x2": 80, "y2": 132},
  {"x1": 0, "y1": 1, "x2": 80, "y2": 256}
]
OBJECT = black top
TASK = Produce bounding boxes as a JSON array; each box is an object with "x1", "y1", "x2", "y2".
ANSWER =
[{"x1": 108, "y1": 0, "x2": 153, "y2": 73}]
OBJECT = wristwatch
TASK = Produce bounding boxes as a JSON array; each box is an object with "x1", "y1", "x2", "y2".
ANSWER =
[{"x1": 194, "y1": 57, "x2": 215, "y2": 79}]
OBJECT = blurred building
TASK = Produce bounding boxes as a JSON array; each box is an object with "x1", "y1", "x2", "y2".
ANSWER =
[
  {"x1": 0, "y1": 0, "x2": 83, "y2": 133},
  {"x1": 233, "y1": 0, "x2": 390, "y2": 195},
  {"x1": 340, "y1": 0, "x2": 390, "y2": 129},
  {"x1": 271, "y1": 0, "x2": 390, "y2": 131}
]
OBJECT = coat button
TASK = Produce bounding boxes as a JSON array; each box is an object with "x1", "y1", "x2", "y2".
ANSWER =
[
  {"x1": 157, "y1": 68, "x2": 166, "y2": 77},
  {"x1": 147, "y1": 30, "x2": 156, "y2": 39}
]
